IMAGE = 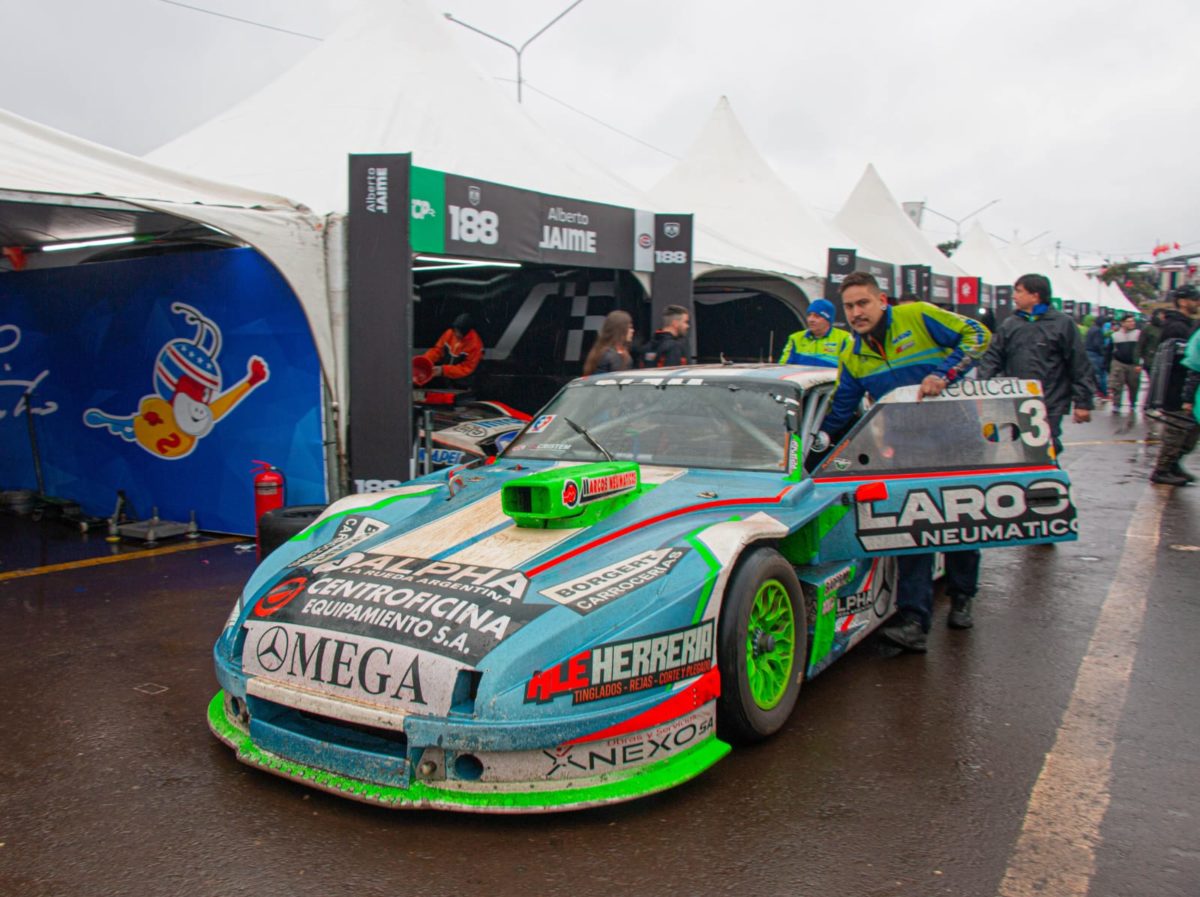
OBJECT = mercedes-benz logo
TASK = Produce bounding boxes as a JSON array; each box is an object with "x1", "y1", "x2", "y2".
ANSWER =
[{"x1": 255, "y1": 626, "x2": 288, "y2": 672}]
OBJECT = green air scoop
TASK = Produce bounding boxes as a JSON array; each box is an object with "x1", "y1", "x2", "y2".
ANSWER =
[{"x1": 502, "y1": 461, "x2": 644, "y2": 528}]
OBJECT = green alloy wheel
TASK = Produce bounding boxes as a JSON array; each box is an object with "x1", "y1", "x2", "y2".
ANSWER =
[{"x1": 717, "y1": 548, "x2": 806, "y2": 743}]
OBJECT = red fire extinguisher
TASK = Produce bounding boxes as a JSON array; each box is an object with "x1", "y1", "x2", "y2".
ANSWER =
[{"x1": 252, "y1": 460, "x2": 286, "y2": 559}]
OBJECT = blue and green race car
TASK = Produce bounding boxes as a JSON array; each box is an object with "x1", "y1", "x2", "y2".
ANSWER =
[{"x1": 209, "y1": 365, "x2": 1077, "y2": 812}]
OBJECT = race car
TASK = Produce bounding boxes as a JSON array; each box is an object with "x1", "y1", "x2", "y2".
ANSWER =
[
  {"x1": 209, "y1": 365, "x2": 1077, "y2": 813},
  {"x1": 414, "y1": 398, "x2": 529, "y2": 472}
]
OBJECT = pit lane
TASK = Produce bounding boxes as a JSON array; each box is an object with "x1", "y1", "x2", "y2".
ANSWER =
[{"x1": 1, "y1": 411, "x2": 1197, "y2": 897}]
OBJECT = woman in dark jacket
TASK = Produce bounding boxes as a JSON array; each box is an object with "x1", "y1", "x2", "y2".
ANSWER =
[{"x1": 583, "y1": 310, "x2": 634, "y2": 375}]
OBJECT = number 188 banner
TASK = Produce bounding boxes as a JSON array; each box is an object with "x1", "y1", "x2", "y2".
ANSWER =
[{"x1": 409, "y1": 167, "x2": 639, "y2": 270}]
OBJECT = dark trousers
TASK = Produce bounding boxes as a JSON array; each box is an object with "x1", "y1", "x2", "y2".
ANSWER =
[
  {"x1": 1048, "y1": 414, "x2": 1064, "y2": 455},
  {"x1": 1155, "y1": 417, "x2": 1200, "y2": 471},
  {"x1": 896, "y1": 550, "x2": 981, "y2": 632}
]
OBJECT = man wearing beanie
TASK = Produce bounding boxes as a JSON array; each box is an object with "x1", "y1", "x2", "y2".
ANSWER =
[{"x1": 779, "y1": 298, "x2": 851, "y2": 367}]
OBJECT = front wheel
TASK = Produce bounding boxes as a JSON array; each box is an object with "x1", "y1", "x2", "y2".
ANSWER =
[{"x1": 717, "y1": 548, "x2": 806, "y2": 744}]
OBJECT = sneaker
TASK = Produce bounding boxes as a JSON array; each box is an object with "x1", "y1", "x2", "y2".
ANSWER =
[
  {"x1": 879, "y1": 615, "x2": 928, "y2": 653},
  {"x1": 1172, "y1": 463, "x2": 1197, "y2": 483},
  {"x1": 948, "y1": 594, "x2": 974, "y2": 629},
  {"x1": 1151, "y1": 469, "x2": 1190, "y2": 486}
]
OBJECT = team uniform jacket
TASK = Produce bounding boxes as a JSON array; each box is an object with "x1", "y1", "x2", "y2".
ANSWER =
[
  {"x1": 421, "y1": 328, "x2": 484, "y2": 380},
  {"x1": 779, "y1": 327, "x2": 852, "y2": 368},
  {"x1": 976, "y1": 306, "x2": 1095, "y2": 418},
  {"x1": 822, "y1": 302, "x2": 990, "y2": 435}
]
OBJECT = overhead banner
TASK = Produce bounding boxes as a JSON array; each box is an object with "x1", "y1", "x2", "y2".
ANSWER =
[
  {"x1": 1062, "y1": 299, "x2": 1077, "y2": 315},
  {"x1": 995, "y1": 285, "x2": 1013, "y2": 321},
  {"x1": 650, "y1": 214, "x2": 694, "y2": 348},
  {"x1": 931, "y1": 273, "x2": 954, "y2": 305},
  {"x1": 901, "y1": 264, "x2": 932, "y2": 301},
  {"x1": 980, "y1": 283, "x2": 995, "y2": 309},
  {"x1": 859, "y1": 257, "x2": 896, "y2": 294},
  {"x1": 0, "y1": 248, "x2": 325, "y2": 533},
  {"x1": 348, "y1": 153, "x2": 413, "y2": 492},
  {"x1": 956, "y1": 276, "x2": 980, "y2": 306},
  {"x1": 826, "y1": 249, "x2": 895, "y2": 318},
  {"x1": 409, "y1": 166, "x2": 646, "y2": 272}
]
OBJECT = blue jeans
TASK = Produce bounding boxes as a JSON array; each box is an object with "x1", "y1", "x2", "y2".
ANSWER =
[{"x1": 895, "y1": 550, "x2": 981, "y2": 632}]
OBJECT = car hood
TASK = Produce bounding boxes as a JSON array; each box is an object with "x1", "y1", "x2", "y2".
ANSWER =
[{"x1": 228, "y1": 461, "x2": 828, "y2": 726}]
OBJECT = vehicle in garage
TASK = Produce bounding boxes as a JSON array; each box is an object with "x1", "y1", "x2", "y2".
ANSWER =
[{"x1": 209, "y1": 365, "x2": 1077, "y2": 812}]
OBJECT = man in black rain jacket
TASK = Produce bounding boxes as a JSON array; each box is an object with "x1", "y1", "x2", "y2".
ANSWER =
[{"x1": 976, "y1": 273, "x2": 1095, "y2": 453}]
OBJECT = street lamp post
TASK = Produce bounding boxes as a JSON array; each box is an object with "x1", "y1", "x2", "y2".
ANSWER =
[
  {"x1": 444, "y1": 0, "x2": 586, "y2": 103},
  {"x1": 921, "y1": 199, "x2": 1002, "y2": 241}
]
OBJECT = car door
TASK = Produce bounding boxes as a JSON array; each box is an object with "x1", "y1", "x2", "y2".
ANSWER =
[{"x1": 806, "y1": 378, "x2": 1078, "y2": 561}]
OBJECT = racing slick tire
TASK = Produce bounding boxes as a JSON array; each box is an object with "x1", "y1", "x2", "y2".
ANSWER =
[
  {"x1": 717, "y1": 548, "x2": 806, "y2": 744},
  {"x1": 258, "y1": 504, "x2": 325, "y2": 558}
]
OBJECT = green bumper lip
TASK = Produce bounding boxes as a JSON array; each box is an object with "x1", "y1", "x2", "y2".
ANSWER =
[{"x1": 207, "y1": 691, "x2": 730, "y2": 814}]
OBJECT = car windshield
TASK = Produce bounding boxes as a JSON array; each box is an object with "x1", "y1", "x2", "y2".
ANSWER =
[{"x1": 502, "y1": 378, "x2": 800, "y2": 472}]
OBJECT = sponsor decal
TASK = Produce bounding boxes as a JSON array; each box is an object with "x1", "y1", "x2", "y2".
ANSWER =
[
  {"x1": 525, "y1": 620, "x2": 714, "y2": 705},
  {"x1": 539, "y1": 548, "x2": 688, "y2": 614},
  {"x1": 290, "y1": 515, "x2": 388, "y2": 568},
  {"x1": 250, "y1": 552, "x2": 548, "y2": 660},
  {"x1": 416, "y1": 447, "x2": 467, "y2": 467},
  {"x1": 821, "y1": 564, "x2": 856, "y2": 596},
  {"x1": 638, "y1": 232, "x2": 653, "y2": 249},
  {"x1": 941, "y1": 378, "x2": 1039, "y2": 399},
  {"x1": 543, "y1": 707, "x2": 714, "y2": 777},
  {"x1": 254, "y1": 574, "x2": 309, "y2": 618},
  {"x1": 562, "y1": 479, "x2": 580, "y2": 508},
  {"x1": 663, "y1": 222, "x2": 681, "y2": 239},
  {"x1": 855, "y1": 479, "x2": 1077, "y2": 551},
  {"x1": 467, "y1": 185, "x2": 481, "y2": 207},
  {"x1": 243, "y1": 621, "x2": 459, "y2": 715},
  {"x1": 528, "y1": 414, "x2": 555, "y2": 434},
  {"x1": 453, "y1": 423, "x2": 488, "y2": 439},
  {"x1": 835, "y1": 559, "x2": 893, "y2": 619},
  {"x1": 410, "y1": 198, "x2": 436, "y2": 220},
  {"x1": 581, "y1": 470, "x2": 638, "y2": 503}
]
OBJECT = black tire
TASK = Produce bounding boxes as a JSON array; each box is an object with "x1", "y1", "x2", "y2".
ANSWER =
[
  {"x1": 258, "y1": 504, "x2": 326, "y2": 558},
  {"x1": 717, "y1": 548, "x2": 807, "y2": 744}
]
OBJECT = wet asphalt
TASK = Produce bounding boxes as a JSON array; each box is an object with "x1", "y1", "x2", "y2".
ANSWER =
[{"x1": 1, "y1": 407, "x2": 1197, "y2": 897}]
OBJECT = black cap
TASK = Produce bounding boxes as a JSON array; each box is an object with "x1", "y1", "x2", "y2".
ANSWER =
[{"x1": 452, "y1": 312, "x2": 474, "y2": 334}]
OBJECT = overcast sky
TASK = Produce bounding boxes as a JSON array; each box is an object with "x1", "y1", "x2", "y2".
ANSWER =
[{"x1": 3, "y1": 0, "x2": 1196, "y2": 267}]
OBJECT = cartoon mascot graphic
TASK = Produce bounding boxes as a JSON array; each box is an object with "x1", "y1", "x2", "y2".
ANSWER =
[{"x1": 84, "y1": 303, "x2": 269, "y2": 459}]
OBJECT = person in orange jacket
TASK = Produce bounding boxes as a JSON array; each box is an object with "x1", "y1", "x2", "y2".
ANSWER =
[{"x1": 421, "y1": 313, "x2": 483, "y2": 388}]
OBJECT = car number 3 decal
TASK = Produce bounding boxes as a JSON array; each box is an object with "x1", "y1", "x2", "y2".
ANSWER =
[{"x1": 1018, "y1": 398, "x2": 1051, "y2": 447}]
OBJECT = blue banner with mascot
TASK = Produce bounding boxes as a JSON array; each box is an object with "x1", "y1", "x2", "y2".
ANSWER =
[{"x1": 0, "y1": 248, "x2": 325, "y2": 534}]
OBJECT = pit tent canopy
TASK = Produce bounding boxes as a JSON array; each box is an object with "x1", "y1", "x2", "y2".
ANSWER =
[{"x1": 0, "y1": 106, "x2": 334, "y2": 399}]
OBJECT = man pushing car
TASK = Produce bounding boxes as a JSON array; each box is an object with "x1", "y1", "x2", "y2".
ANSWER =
[{"x1": 814, "y1": 272, "x2": 991, "y2": 653}]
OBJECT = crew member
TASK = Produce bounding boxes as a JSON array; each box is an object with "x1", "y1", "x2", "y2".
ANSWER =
[
  {"x1": 814, "y1": 272, "x2": 991, "y2": 653},
  {"x1": 421, "y1": 313, "x2": 483, "y2": 389},
  {"x1": 642, "y1": 304, "x2": 691, "y2": 367},
  {"x1": 976, "y1": 273, "x2": 1094, "y2": 453},
  {"x1": 778, "y1": 299, "x2": 851, "y2": 367}
]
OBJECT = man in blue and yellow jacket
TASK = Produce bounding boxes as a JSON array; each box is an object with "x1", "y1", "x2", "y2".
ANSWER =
[
  {"x1": 816, "y1": 271, "x2": 991, "y2": 653},
  {"x1": 779, "y1": 299, "x2": 852, "y2": 367}
]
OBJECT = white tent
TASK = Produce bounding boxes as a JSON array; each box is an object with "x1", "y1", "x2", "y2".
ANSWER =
[
  {"x1": 649, "y1": 96, "x2": 863, "y2": 294},
  {"x1": 147, "y1": 0, "x2": 828, "y2": 330},
  {"x1": 833, "y1": 164, "x2": 964, "y2": 279},
  {"x1": 1104, "y1": 280, "x2": 1139, "y2": 314},
  {"x1": 147, "y1": 0, "x2": 655, "y2": 215},
  {"x1": 952, "y1": 222, "x2": 1017, "y2": 288},
  {"x1": 0, "y1": 107, "x2": 336, "y2": 399}
]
